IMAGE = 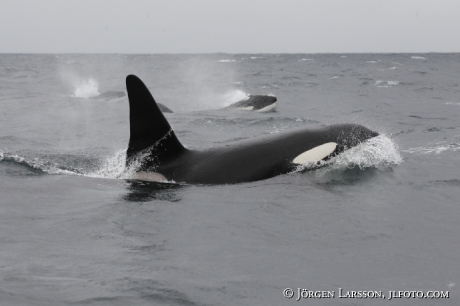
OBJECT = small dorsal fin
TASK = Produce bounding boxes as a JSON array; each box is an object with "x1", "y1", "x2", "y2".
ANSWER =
[{"x1": 126, "y1": 75, "x2": 185, "y2": 169}]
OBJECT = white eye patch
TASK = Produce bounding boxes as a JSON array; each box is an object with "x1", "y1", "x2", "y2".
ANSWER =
[{"x1": 293, "y1": 142, "x2": 337, "y2": 164}]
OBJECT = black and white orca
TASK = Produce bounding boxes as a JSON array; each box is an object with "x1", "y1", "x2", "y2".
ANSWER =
[
  {"x1": 91, "y1": 89, "x2": 276, "y2": 113},
  {"x1": 93, "y1": 91, "x2": 126, "y2": 101},
  {"x1": 225, "y1": 94, "x2": 277, "y2": 112},
  {"x1": 156, "y1": 95, "x2": 277, "y2": 113},
  {"x1": 125, "y1": 75, "x2": 379, "y2": 185}
]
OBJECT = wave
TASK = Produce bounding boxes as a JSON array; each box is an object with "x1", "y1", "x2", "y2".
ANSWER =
[
  {"x1": 241, "y1": 56, "x2": 265, "y2": 61},
  {"x1": 403, "y1": 143, "x2": 460, "y2": 154},
  {"x1": 411, "y1": 56, "x2": 426, "y2": 60},
  {"x1": 0, "y1": 151, "x2": 82, "y2": 176},
  {"x1": 373, "y1": 80, "x2": 399, "y2": 88},
  {"x1": 217, "y1": 59, "x2": 237, "y2": 63}
]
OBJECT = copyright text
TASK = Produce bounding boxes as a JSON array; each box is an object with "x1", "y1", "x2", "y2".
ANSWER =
[{"x1": 282, "y1": 288, "x2": 450, "y2": 301}]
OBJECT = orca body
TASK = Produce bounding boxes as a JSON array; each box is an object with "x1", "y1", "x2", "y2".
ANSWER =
[
  {"x1": 125, "y1": 75, "x2": 378, "y2": 185},
  {"x1": 226, "y1": 95, "x2": 277, "y2": 112},
  {"x1": 157, "y1": 103, "x2": 174, "y2": 113},
  {"x1": 94, "y1": 91, "x2": 126, "y2": 101},
  {"x1": 154, "y1": 95, "x2": 277, "y2": 113}
]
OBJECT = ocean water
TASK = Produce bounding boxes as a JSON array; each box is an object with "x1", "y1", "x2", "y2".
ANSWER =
[{"x1": 0, "y1": 53, "x2": 459, "y2": 305}]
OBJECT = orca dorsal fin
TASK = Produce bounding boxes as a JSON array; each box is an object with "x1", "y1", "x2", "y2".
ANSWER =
[{"x1": 126, "y1": 75, "x2": 185, "y2": 169}]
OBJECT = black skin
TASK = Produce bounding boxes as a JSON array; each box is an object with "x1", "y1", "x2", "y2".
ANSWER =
[
  {"x1": 156, "y1": 95, "x2": 277, "y2": 113},
  {"x1": 225, "y1": 95, "x2": 277, "y2": 110},
  {"x1": 125, "y1": 75, "x2": 379, "y2": 185},
  {"x1": 93, "y1": 91, "x2": 125, "y2": 101}
]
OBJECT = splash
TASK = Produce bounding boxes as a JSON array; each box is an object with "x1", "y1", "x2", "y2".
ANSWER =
[
  {"x1": 86, "y1": 149, "x2": 127, "y2": 179},
  {"x1": 292, "y1": 135, "x2": 402, "y2": 173},
  {"x1": 328, "y1": 135, "x2": 402, "y2": 169},
  {"x1": 73, "y1": 78, "x2": 100, "y2": 98},
  {"x1": 221, "y1": 89, "x2": 249, "y2": 106}
]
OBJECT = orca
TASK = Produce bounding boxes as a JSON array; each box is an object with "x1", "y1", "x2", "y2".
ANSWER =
[
  {"x1": 125, "y1": 75, "x2": 379, "y2": 185},
  {"x1": 155, "y1": 95, "x2": 277, "y2": 113},
  {"x1": 93, "y1": 91, "x2": 126, "y2": 101},
  {"x1": 157, "y1": 103, "x2": 174, "y2": 113},
  {"x1": 225, "y1": 94, "x2": 277, "y2": 112},
  {"x1": 86, "y1": 89, "x2": 277, "y2": 113}
]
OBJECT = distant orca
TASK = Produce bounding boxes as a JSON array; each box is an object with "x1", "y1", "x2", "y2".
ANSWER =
[
  {"x1": 156, "y1": 95, "x2": 277, "y2": 113},
  {"x1": 125, "y1": 75, "x2": 379, "y2": 185},
  {"x1": 91, "y1": 89, "x2": 276, "y2": 113},
  {"x1": 225, "y1": 95, "x2": 277, "y2": 112},
  {"x1": 92, "y1": 91, "x2": 126, "y2": 101},
  {"x1": 156, "y1": 103, "x2": 174, "y2": 113}
]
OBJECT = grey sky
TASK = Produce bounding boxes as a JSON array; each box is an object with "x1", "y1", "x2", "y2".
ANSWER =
[{"x1": 1, "y1": 0, "x2": 459, "y2": 53}]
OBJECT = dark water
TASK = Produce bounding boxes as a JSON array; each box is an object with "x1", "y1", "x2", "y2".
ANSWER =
[{"x1": 0, "y1": 54, "x2": 459, "y2": 305}]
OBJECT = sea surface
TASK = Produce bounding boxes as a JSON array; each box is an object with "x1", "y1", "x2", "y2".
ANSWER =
[{"x1": 0, "y1": 53, "x2": 459, "y2": 305}]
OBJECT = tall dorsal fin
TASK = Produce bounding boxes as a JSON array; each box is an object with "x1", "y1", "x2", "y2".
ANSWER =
[{"x1": 126, "y1": 75, "x2": 185, "y2": 169}]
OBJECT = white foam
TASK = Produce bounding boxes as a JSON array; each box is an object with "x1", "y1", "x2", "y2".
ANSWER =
[
  {"x1": 373, "y1": 80, "x2": 399, "y2": 88},
  {"x1": 446, "y1": 102, "x2": 460, "y2": 106},
  {"x1": 378, "y1": 67, "x2": 399, "y2": 71},
  {"x1": 292, "y1": 134, "x2": 402, "y2": 172},
  {"x1": 222, "y1": 89, "x2": 249, "y2": 106},
  {"x1": 0, "y1": 152, "x2": 79, "y2": 176},
  {"x1": 299, "y1": 58, "x2": 314, "y2": 62},
  {"x1": 73, "y1": 78, "x2": 100, "y2": 98},
  {"x1": 217, "y1": 59, "x2": 237, "y2": 63},
  {"x1": 327, "y1": 135, "x2": 402, "y2": 169},
  {"x1": 411, "y1": 56, "x2": 426, "y2": 60},
  {"x1": 86, "y1": 149, "x2": 127, "y2": 179}
]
